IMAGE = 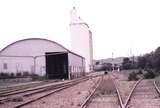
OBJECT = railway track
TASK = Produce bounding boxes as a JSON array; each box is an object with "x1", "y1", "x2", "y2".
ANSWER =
[
  {"x1": 123, "y1": 79, "x2": 160, "y2": 108},
  {"x1": 2, "y1": 71, "x2": 160, "y2": 108},
  {"x1": 0, "y1": 80, "x2": 59, "y2": 95},
  {"x1": 0, "y1": 75, "x2": 101, "y2": 98},
  {"x1": 80, "y1": 72, "x2": 160, "y2": 108},
  {"x1": 80, "y1": 74, "x2": 123, "y2": 108},
  {"x1": 0, "y1": 76, "x2": 98, "y2": 108},
  {"x1": 0, "y1": 81, "x2": 72, "y2": 98}
]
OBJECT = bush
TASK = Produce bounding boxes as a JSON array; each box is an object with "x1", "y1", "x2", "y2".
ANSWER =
[
  {"x1": 30, "y1": 73, "x2": 41, "y2": 80},
  {"x1": 10, "y1": 73, "x2": 15, "y2": 78},
  {"x1": 128, "y1": 71, "x2": 139, "y2": 81},
  {"x1": 0, "y1": 72, "x2": 10, "y2": 79},
  {"x1": 16, "y1": 72, "x2": 22, "y2": 77},
  {"x1": 143, "y1": 71, "x2": 155, "y2": 79},
  {"x1": 23, "y1": 72, "x2": 30, "y2": 77},
  {"x1": 0, "y1": 72, "x2": 5, "y2": 78},
  {"x1": 137, "y1": 69, "x2": 143, "y2": 74}
]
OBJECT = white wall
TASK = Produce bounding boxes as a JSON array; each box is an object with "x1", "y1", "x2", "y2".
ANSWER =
[
  {"x1": 0, "y1": 57, "x2": 33, "y2": 74},
  {"x1": 0, "y1": 39, "x2": 67, "y2": 76},
  {"x1": 68, "y1": 52, "x2": 85, "y2": 79},
  {"x1": 68, "y1": 53, "x2": 85, "y2": 72}
]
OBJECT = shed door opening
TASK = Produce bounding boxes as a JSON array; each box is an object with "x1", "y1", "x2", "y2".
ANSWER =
[{"x1": 45, "y1": 52, "x2": 68, "y2": 79}]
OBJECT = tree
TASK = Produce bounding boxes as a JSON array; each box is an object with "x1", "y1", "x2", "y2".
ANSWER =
[
  {"x1": 145, "y1": 53, "x2": 154, "y2": 69},
  {"x1": 152, "y1": 47, "x2": 160, "y2": 71},
  {"x1": 95, "y1": 61, "x2": 100, "y2": 65},
  {"x1": 137, "y1": 56, "x2": 146, "y2": 69},
  {"x1": 103, "y1": 63, "x2": 112, "y2": 71},
  {"x1": 137, "y1": 53, "x2": 154, "y2": 70},
  {"x1": 122, "y1": 57, "x2": 132, "y2": 69}
]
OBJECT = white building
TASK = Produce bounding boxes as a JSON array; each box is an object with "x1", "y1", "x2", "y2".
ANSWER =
[
  {"x1": 0, "y1": 38, "x2": 85, "y2": 79},
  {"x1": 0, "y1": 7, "x2": 93, "y2": 79},
  {"x1": 70, "y1": 7, "x2": 93, "y2": 72}
]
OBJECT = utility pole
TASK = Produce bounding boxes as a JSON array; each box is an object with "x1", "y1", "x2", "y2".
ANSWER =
[{"x1": 112, "y1": 52, "x2": 114, "y2": 72}]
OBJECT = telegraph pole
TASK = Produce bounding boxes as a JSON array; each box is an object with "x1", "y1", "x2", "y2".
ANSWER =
[{"x1": 112, "y1": 52, "x2": 114, "y2": 72}]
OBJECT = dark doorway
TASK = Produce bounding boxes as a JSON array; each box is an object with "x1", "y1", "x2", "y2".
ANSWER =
[{"x1": 45, "y1": 52, "x2": 68, "y2": 79}]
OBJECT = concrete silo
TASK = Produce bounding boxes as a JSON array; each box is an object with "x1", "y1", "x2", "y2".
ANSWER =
[{"x1": 70, "y1": 7, "x2": 93, "y2": 72}]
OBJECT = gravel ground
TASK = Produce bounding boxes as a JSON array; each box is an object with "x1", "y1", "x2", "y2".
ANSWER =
[
  {"x1": 0, "y1": 80, "x2": 74, "y2": 108},
  {"x1": 116, "y1": 80, "x2": 135, "y2": 102},
  {"x1": 127, "y1": 79, "x2": 160, "y2": 108},
  {"x1": 87, "y1": 75, "x2": 119, "y2": 108},
  {"x1": 112, "y1": 72, "x2": 160, "y2": 108},
  {"x1": 111, "y1": 71, "x2": 129, "y2": 81},
  {"x1": 17, "y1": 77, "x2": 100, "y2": 108},
  {"x1": 111, "y1": 71, "x2": 136, "y2": 103},
  {"x1": 87, "y1": 71, "x2": 104, "y2": 77},
  {"x1": 1, "y1": 71, "x2": 159, "y2": 108},
  {"x1": 0, "y1": 80, "x2": 41, "y2": 89},
  {"x1": 0, "y1": 78, "x2": 33, "y2": 88}
]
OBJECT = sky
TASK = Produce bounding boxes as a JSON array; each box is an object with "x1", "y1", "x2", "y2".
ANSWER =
[{"x1": 0, "y1": 0, "x2": 160, "y2": 60}]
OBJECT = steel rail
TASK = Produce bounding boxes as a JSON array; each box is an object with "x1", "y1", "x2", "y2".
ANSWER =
[
  {"x1": 80, "y1": 76, "x2": 102, "y2": 108},
  {"x1": 81, "y1": 73, "x2": 124, "y2": 108},
  {"x1": 0, "y1": 77, "x2": 91, "y2": 97},
  {"x1": 0, "y1": 76, "x2": 102, "y2": 101},
  {"x1": 109, "y1": 73, "x2": 124, "y2": 108},
  {"x1": 0, "y1": 82, "x2": 67, "y2": 97},
  {"x1": 0, "y1": 80, "x2": 58, "y2": 95},
  {"x1": 123, "y1": 79, "x2": 142, "y2": 108},
  {"x1": 112, "y1": 78, "x2": 124, "y2": 108},
  {"x1": 14, "y1": 77, "x2": 91, "y2": 108},
  {"x1": 0, "y1": 77, "x2": 90, "y2": 103},
  {"x1": 154, "y1": 81, "x2": 160, "y2": 95},
  {"x1": 23, "y1": 78, "x2": 89, "y2": 97},
  {"x1": 0, "y1": 74, "x2": 101, "y2": 96}
]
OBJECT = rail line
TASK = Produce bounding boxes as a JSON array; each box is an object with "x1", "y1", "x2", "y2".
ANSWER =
[
  {"x1": 108, "y1": 72, "x2": 160, "y2": 108},
  {"x1": 0, "y1": 80, "x2": 72, "y2": 98},
  {"x1": 0, "y1": 78, "x2": 85, "y2": 100},
  {"x1": 0, "y1": 75, "x2": 100, "y2": 108},
  {"x1": 2, "y1": 72, "x2": 160, "y2": 108},
  {"x1": 80, "y1": 73, "x2": 123, "y2": 108},
  {"x1": 80, "y1": 76, "x2": 102, "y2": 108},
  {"x1": 80, "y1": 72, "x2": 160, "y2": 108},
  {"x1": 0, "y1": 75, "x2": 101, "y2": 98},
  {"x1": 0, "y1": 80, "x2": 59, "y2": 95},
  {"x1": 123, "y1": 79, "x2": 160, "y2": 108},
  {"x1": 14, "y1": 78, "x2": 89, "y2": 108}
]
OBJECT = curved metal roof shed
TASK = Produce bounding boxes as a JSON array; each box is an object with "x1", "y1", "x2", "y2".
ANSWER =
[{"x1": 0, "y1": 38, "x2": 85, "y2": 79}]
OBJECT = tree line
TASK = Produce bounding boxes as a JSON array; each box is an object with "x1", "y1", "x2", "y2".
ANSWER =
[{"x1": 122, "y1": 46, "x2": 160, "y2": 73}]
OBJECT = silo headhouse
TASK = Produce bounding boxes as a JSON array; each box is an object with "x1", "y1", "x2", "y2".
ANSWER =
[{"x1": 70, "y1": 7, "x2": 93, "y2": 72}]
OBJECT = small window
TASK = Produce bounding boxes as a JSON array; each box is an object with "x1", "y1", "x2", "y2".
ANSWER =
[{"x1": 3, "y1": 63, "x2": 8, "y2": 70}]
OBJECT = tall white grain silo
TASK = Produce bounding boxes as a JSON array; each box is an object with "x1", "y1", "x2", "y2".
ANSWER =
[{"x1": 70, "y1": 7, "x2": 93, "y2": 72}]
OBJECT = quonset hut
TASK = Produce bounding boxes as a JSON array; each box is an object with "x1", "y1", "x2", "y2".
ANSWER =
[
  {"x1": 0, "y1": 7, "x2": 93, "y2": 79},
  {"x1": 0, "y1": 38, "x2": 85, "y2": 79}
]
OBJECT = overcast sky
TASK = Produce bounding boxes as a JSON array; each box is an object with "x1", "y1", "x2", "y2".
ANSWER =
[{"x1": 0, "y1": 0, "x2": 160, "y2": 59}]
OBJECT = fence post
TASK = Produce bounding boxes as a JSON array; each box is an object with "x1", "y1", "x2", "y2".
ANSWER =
[{"x1": 33, "y1": 56, "x2": 36, "y2": 75}]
